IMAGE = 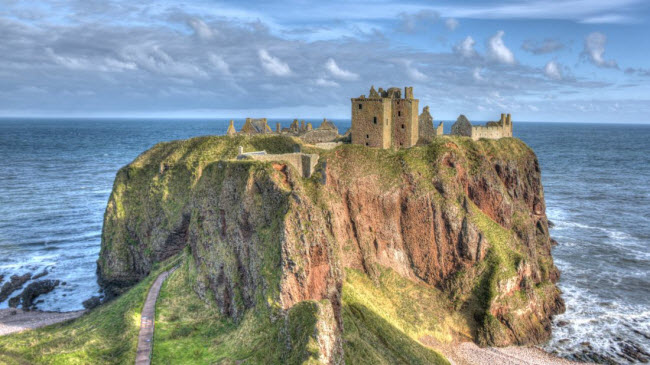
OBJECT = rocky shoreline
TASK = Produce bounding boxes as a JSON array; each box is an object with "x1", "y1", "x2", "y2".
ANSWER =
[{"x1": 0, "y1": 308, "x2": 85, "y2": 336}]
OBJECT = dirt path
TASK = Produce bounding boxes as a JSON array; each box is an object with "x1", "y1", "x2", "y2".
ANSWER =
[
  {"x1": 135, "y1": 267, "x2": 176, "y2": 365},
  {"x1": 0, "y1": 308, "x2": 85, "y2": 336}
]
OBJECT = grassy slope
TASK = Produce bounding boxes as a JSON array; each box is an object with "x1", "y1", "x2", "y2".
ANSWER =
[
  {"x1": 342, "y1": 268, "x2": 452, "y2": 365},
  {"x1": 0, "y1": 257, "x2": 179, "y2": 365},
  {"x1": 152, "y1": 253, "x2": 323, "y2": 365}
]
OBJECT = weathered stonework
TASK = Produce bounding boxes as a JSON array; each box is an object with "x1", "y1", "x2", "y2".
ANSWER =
[
  {"x1": 351, "y1": 86, "x2": 419, "y2": 149},
  {"x1": 240, "y1": 118, "x2": 273, "y2": 134},
  {"x1": 226, "y1": 120, "x2": 236, "y2": 136},
  {"x1": 451, "y1": 114, "x2": 512, "y2": 140},
  {"x1": 237, "y1": 147, "x2": 320, "y2": 178}
]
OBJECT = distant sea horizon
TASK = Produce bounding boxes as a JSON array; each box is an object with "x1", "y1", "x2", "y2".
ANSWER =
[
  {"x1": 0, "y1": 118, "x2": 648, "y2": 364},
  {"x1": 1, "y1": 116, "x2": 649, "y2": 125}
]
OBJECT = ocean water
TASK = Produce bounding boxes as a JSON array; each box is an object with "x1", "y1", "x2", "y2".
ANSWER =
[{"x1": 0, "y1": 119, "x2": 648, "y2": 363}]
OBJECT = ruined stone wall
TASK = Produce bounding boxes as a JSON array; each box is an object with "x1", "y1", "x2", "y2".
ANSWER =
[
  {"x1": 470, "y1": 125, "x2": 508, "y2": 141},
  {"x1": 351, "y1": 98, "x2": 391, "y2": 148},
  {"x1": 436, "y1": 122, "x2": 444, "y2": 137},
  {"x1": 246, "y1": 153, "x2": 319, "y2": 178},
  {"x1": 451, "y1": 115, "x2": 473, "y2": 137},
  {"x1": 391, "y1": 98, "x2": 418, "y2": 148},
  {"x1": 418, "y1": 106, "x2": 435, "y2": 143}
]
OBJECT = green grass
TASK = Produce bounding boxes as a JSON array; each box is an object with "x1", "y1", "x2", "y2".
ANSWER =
[
  {"x1": 0, "y1": 257, "x2": 179, "y2": 365},
  {"x1": 152, "y1": 254, "x2": 326, "y2": 364},
  {"x1": 342, "y1": 268, "x2": 451, "y2": 365}
]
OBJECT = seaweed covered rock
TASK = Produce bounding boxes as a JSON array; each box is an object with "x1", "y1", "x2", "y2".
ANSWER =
[{"x1": 98, "y1": 134, "x2": 564, "y2": 362}]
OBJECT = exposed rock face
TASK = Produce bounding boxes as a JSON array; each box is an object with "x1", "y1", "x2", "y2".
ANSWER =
[{"x1": 98, "y1": 135, "x2": 563, "y2": 362}]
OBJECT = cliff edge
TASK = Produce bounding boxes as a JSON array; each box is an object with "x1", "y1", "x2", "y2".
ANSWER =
[{"x1": 97, "y1": 134, "x2": 564, "y2": 363}]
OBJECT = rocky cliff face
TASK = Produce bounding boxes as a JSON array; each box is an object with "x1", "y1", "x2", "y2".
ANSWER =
[{"x1": 98, "y1": 134, "x2": 564, "y2": 363}]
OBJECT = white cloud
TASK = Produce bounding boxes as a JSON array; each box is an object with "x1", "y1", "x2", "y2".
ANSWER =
[
  {"x1": 209, "y1": 54, "x2": 230, "y2": 75},
  {"x1": 46, "y1": 48, "x2": 137, "y2": 72},
  {"x1": 121, "y1": 44, "x2": 208, "y2": 79},
  {"x1": 581, "y1": 32, "x2": 618, "y2": 68},
  {"x1": 472, "y1": 67, "x2": 484, "y2": 81},
  {"x1": 315, "y1": 78, "x2": 340, "y2": 87},
  {"x1": 405, "y1": 61, "x2": 427, "y2": 81},
  {"x1": 544, "y1": 60, "x2": 562, "y2": 80},
  {"x1": 487, "y1": 30, "x2": 515, "y2": 64},
  {"x1": 188, "y1": 18, "x2": 215, "y2": 40},
  {"x1": 445, "y1": 18, "x2": 459, "y2": 31},
  {"x1": 325, "y1": 58, "x2": 359, "y2": 80},
  {"x1": 258, "y1": 49, "x2": 291, "y2": 76},
  {"x1": 454, "y1": 36, "x2": 476, "y2": 58}
]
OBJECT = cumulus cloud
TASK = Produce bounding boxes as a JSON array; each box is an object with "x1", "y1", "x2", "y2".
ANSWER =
[
  {"x1": 188, "y1": 18, "x2": 215, "y2": 40},
  {"x1": 454, "y1": 36, "x2": 477, "y2": 58},
  {"x1": 544, "y1": 60, "x2": 562, "y2": 80},
  {"x1": 325, "y1": 58, "x2": 359, "y2": 81},
  {"x1": 258, "y1": 49, "x2": 291, "y2": 76},
  {"x1": 315, "y1": 78, "x2": 340, "y2": 87},
  {"x1": 581, "y1": 32, "x2": 617, "y2": 68},
  {"x1": 445, "y1": 18, "x2": 459, "y2": 31},
  {"x1": 487, "y1": 31, "x2": 515, "y2": 64},
  {"x1": 521, "y1": 39, "x2": 564, "y2": 54},
  {"x1": 405, "y1": 61, "x2": 427, "y2": 81}
]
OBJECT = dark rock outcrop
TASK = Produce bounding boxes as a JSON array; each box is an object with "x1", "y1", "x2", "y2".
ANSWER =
[
  {"x1": 82, "y1": 296, "x2": 102, "y2": 309},
  {"x1": 9, "y1": 280, "x2": 60, "y2": 310},
  {"x1": 0, "y1": 273, "x2": 32, "y2": 303}
]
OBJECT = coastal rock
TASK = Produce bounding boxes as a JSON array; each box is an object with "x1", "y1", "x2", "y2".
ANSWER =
[
  {"x1": 32, "y1": 270, "x2": 48, "y2": 280},
  {"x1": 82, "y1": 296, "x2": 102, "y2": 309},
  {"x1": 98, "y1": 135, "x2": 564, "y2": 358},
  {"x1": 9, "y1": 280, "x2": 60, "y2": 310},
  {"x1": 0, "y1": 273, "x2": 32, "y2": 303}
]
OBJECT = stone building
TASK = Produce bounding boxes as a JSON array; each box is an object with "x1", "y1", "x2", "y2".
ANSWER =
[
  {"x1": 451, "y1": 114, "x2": 512, "y2": 141},
  {"x1": 351, "y1": 86, "x2": 419, "y2": 149},
  {"x1": 240, "y1": 118, "x2": 273, "y2": 134},
  {"x1": 299, "y1": 118, "x2": 340, "y2": 144}
]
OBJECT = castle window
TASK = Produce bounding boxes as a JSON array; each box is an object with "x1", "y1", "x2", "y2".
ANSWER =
[
  {"x1": 401, "y1": 124, "x2": 405, "y2": 129},
  {"x1": 373, "y1": 116, "x2": 377, "y2": 124},
  {"x1": 366, "y1": 134, "x2": 369, "y2": 138},
  {"x1": 365, "y1": 142, "x2": 369, "y2": 146},
  {"x1": 358, "y1": 104, "x2": 362, "y2": 109},
  {"x1": 398, "y1": 111, "x2": 401, "y2": 117}
]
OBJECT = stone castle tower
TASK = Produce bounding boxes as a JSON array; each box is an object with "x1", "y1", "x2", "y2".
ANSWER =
[{"x1": 351, "y1": 86, "x2": 419, "y2": 149}]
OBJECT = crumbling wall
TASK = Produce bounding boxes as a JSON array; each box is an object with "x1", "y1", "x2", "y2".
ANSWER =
[
  {"x1": 418, "y1": 106, "x2": 435, "y2": 143},
  {"x1": 451, "y1": 115, "x2": 473, "y2": 137},
  {"x1": 246, "y1": 153, "x2": 320, "y2": 178}
]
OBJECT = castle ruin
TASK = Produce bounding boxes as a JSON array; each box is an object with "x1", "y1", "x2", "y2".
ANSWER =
[
  {"x1": 450, "y1": 113, "x2": 512, "y2": 141},
  {"x1": 351, "y1": 86, "x2": 419, "y2": 149}
]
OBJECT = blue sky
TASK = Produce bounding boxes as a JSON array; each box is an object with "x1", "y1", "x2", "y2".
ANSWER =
[{"x1": 1, "y1": 0, "x2": 650, "y2": 122}]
